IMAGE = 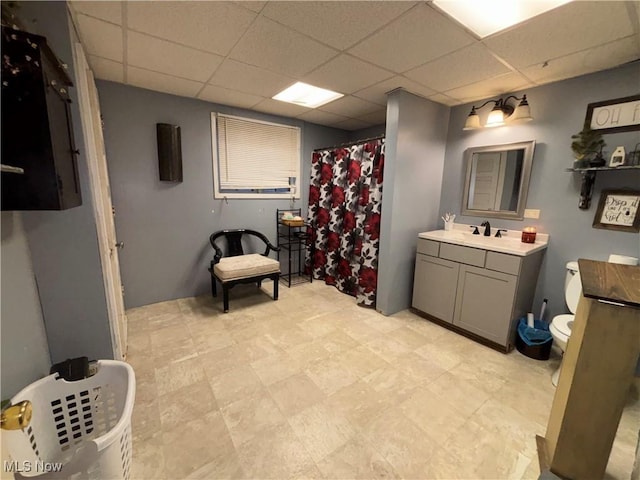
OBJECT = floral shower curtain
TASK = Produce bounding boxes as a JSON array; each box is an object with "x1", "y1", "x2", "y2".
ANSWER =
[{"x1": 306, "y1": 138, "x2": 385, "y2": 307}]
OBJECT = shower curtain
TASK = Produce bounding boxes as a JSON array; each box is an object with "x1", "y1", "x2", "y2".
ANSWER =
[{"x1": 305, "y1": 138, "x2": 385, "y2": 307}]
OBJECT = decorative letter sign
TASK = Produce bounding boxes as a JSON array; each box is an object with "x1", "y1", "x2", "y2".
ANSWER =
[{"x1": 585, "y1": 95, "x2": 640, "y2": 134}]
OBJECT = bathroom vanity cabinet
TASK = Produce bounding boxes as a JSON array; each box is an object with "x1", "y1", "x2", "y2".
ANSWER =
[{"x1": 412, "y1": 234, "x2": 546, "y2": 352}]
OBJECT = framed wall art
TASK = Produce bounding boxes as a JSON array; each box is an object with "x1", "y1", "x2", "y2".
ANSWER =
[
  {"x1": 585, "y1": 95, "x2": 640, "y2": 134},
  {"x1": 592, "y1": 189, "x2": 640, "y2": 233}
]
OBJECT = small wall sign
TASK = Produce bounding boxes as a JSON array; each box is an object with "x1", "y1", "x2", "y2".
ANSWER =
[
  {"x1": 585, "y1": 95, "x2": 640, "y2": 134},
  {"x1": 592, "y1": 189, "x2": 640, "y2": 233}
]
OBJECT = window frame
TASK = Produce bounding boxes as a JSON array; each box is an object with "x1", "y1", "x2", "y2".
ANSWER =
[{"x1": 210, "y1": 112, "x2": 302, "y2": 200}]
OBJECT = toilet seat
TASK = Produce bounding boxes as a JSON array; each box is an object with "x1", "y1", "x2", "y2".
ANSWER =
[
  {"x1": 565, "y1": 271, "x2": 581, "y2": 314},
  {"x1": 551, "y1": 314, "x2": 574, "y2": 340}
]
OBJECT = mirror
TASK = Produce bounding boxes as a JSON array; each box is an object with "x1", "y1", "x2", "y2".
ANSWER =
[{"x1": 461, "y1": 140, "x2": 535, "y2": 220}]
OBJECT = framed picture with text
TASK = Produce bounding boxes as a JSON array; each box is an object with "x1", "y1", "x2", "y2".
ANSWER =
[
  {"x1": 592, "y1": 189, "x2": 640, "y2": 233},
  {"x1": 585, "y1": 95, "x2": 640, "y2": 134}
]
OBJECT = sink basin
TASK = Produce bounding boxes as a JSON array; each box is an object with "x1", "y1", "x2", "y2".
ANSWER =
[{"x1": 418, "y1": 225, "x2": 548, "y2": 256}]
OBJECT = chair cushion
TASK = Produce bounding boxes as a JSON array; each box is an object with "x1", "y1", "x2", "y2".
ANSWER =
[{"x1": 213, "y1": 254, "x2": 280, "y2": 281}]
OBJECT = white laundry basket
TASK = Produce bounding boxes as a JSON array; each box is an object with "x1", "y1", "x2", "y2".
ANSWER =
[{"x1": 3, "y1": 360, "x2": 135, "y2": 480}]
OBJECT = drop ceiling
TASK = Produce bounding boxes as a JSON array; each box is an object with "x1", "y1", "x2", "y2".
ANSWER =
[{"x1": 68, "y1": 1, "x2": 640, "y2": 131}]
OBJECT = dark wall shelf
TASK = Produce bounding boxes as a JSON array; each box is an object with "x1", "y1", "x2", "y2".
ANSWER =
[
  {"x1": 567, "y1": 164, "x2": 640, "y2": 209},
  {"x1": 565, "y1": 165, "x2": 640, "y2": 172}
]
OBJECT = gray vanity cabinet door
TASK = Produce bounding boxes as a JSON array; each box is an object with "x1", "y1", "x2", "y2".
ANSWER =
[
  {"x1": 412, "y1": 255, "x2": 460, "y2": 323},
  {"x1": 453, "y1": 265, "x2": 517, "y2": 346}
]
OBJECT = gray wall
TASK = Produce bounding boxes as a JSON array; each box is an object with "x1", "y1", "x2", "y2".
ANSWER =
[
  {"x1": 11, "y1": 1, "x2": 113, "y2": 363},
  {"x1": 377, "y1": 89, "x2": 450, "y2": 315},
  {"x1": 1, "y1": 213, "x2": 51, "y2": 399},
  {"x1": 96, "y1": 81, "x2": 349, "y2": 308},
  {"x1": 440, "y1": 62, "x2": 640, "y2": 320}
]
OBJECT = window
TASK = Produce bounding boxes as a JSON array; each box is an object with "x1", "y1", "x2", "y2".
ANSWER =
[{"x1": 211, "y1": 113, "x2": 301, "y2": 199}]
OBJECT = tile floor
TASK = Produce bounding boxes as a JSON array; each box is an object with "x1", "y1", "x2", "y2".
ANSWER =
[{"x1": 126, "y1": 281, "x2": 639, "y2": 479}]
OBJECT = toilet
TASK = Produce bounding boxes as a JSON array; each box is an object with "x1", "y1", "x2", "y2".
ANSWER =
[{"x1": 549, "y1": 261, "x2": 581, "y2": 387}]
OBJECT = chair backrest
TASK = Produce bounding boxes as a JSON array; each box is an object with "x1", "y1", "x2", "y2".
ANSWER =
[
  {"x1": 218, "y1": 230, "x2": 245, "y2": 257},
  {"x1": 209, "y1": 229, "x2": 277, "y2": 263}
]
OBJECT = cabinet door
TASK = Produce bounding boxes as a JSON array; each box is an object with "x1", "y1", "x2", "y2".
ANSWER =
[
  {"x1": 453, "y1": 265, "x2": 517, "y2": 346},
  {"x1": 412, "y1": 254, "x2": 459, "y2": 323}
]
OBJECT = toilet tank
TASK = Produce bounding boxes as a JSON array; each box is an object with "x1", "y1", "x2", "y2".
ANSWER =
[{"x1": 564, "y1": 261, "x2": 579, "y2": 290}]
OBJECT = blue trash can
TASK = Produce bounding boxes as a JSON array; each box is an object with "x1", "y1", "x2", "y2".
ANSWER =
[{"x1": 515, "y1": 317, "x2": 552, "y2": 360}]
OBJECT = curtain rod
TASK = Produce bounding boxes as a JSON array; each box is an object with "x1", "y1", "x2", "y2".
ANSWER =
[{"x1": 313, "y1": 134, "x2": 385, "y2": 152}]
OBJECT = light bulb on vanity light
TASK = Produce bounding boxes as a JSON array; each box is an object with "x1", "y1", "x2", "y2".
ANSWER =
[{"x1": 486, "y1": 103, "x2": 506, "y2": 127}]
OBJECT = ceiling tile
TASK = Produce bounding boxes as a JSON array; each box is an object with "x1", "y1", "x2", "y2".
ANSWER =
[
  {"x1": 70, "y1": 1, "x2": 122, "y2": 24},
  {"x1": 333, "y1": 118, "x2": 373, "y2": 131},
  {"x1": 297, "y1": 109, "x2": 351, "y2": 127},
  {"x1": 239, "y1": 2, "x2": 267, "y2": 13},
  {"x1": 261, "y1": 1, "x2": 415, "y2": 50},
  {"x1": 252, "y1": 98, "x2": 310, "y2": 118},
  {"x1": 208, "y1": 59, "x2": 295, "y2": 98},
  {"x1": 198, "y1": 85, "x2": 263, "y2": 109},
  {"x1": 483, "y1": 1, "x2": 635, "y2": 69},
  {"x1": 230, "y1": 16, "x2": 338, "y2": 77},
  {"x1": 127, "y1": 31, "x2": 223, "y2": 83},
  {"x1": 77, "y1": 14, "x2": 123, "y2": 62},
  {"x1": 428, "y1": 93, "x2": 460, "y2": 107},
  {"x1": 318, "y1": 95, "x2": 381, "y2": 117},
  {"x1": 521, "y1": 36, "x2": 640, "y2": 85},
  {"x1": 443, "y1": 72, "x2": 533, "y2": 104},
  {"x1": 303, "y1": 55, "x2": 393, "y2": 95},
  {"x1": 127, "y1": 2, "x2": 256, "y2": 56},
  {"x1": 88, "y1": 55, "x2": 124, "y2": 83},
  {"x1": 127, "y1": 66, "x2": 203, "y2": 98},
  {"x1": 348, "y1": 3, "x2": 475, "y2": 73},
  {"x1": 352, "y1": 76, "x2": 437, "y2": 106},
  {"x1": 405, "y1": 44, "x2": 511, "y2": 92},
  {"x1": 356, "y1": 109, "x2": 387, "y2": 125}
]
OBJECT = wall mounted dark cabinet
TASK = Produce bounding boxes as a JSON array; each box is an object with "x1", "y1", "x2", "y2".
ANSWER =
[
  {"x1": 1, "y1": 27, "x2": 82, "y2": 210},
  {"x1": 157, "y1": 123, "x2": 183, "y2": 182}
]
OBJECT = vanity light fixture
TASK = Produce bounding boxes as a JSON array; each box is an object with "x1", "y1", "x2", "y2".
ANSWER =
[
  {"x1": 273, "y1": 82, "x2": 343, "y2": 108},
  {"x1": 463, "y1": 94, "x2": 533, "y2": 130}
]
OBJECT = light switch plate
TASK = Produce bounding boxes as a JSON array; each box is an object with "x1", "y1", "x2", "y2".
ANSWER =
[{"x1": 524, "y1": 209, "x2": 540, "y2": 219}]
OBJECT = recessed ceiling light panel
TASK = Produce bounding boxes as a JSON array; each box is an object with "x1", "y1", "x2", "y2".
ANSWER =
[
  {"x1": 433, "y1": 0, "x2": 572, "y2": 38},
  {"x1": 272, "y1": 82, "x2": 343, "y2": 109}
]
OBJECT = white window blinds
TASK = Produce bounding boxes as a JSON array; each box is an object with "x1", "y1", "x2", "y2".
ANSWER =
[{"x1": 213, "y1": 113, "x2": 300, "y2": 191}]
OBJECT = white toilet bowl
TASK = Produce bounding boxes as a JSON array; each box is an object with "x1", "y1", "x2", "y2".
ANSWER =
[
  {"x1": 549, "y1": 262, "x2": 581, "y2": 387},
  {"x1": 549, "y1": 314, "x2": 574, "y2": 385},
  {"x1": 549, "y1": 314, "x2": 573, "y2": 351}
]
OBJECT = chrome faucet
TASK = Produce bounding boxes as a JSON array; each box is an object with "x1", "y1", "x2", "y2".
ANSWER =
[{"x1": 481, "y1": 221, "x2": 491, "y2": 236}]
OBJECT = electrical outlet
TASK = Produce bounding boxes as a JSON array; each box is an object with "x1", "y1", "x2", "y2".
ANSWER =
[{"x1": 524, "y1": 209, "x2": 540, "y2": 219}]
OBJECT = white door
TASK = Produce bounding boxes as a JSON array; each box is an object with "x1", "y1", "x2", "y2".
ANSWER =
[{"x1": 73, "y1": 44, "x2": 127, "y2": 359}]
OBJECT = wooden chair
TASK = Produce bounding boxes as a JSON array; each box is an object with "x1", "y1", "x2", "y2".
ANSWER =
[{"x1": 208, "y1": 229, "x2": 280, "y2": 312}]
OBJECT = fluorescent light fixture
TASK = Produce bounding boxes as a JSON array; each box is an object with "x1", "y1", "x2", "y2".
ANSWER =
[
  {"x1": 272, "y1": 82, "x2": 343, "y2": 108},
  {"x1": 433, "y1": 0, "x2": 572, "y2": 38}
]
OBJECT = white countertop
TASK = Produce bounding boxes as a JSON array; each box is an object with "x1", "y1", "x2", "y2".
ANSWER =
[{"x1": 418, "y1": 224, "x2": 549, "y2": 257}]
